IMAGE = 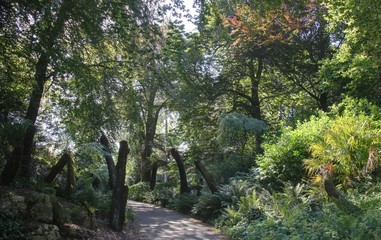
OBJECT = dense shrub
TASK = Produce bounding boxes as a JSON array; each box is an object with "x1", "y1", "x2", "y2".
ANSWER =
[
  {"x1": 0, "y1": 210, "x2": 27, "y2": 239},
  {"x1": 216, "y1": 182, "x2": 381, "y2": 240},
  {"x1": 192, "y1": 192, "x2": 222, "y2": 221},
  {"x1": 145, "y1": 182, "x2": 176, "y2": 207},
  {"x1": 168, "y1": 193, "x2": 198, "y2": 214},
  {"x1": 128, "y1": 182, "x2": 151, "y2": 202},
  {"x1": 256, "y1": 116, "x2": 328, "y2": 190},
  {"x1": 215, "y1": 98, "x2": 381, "y2": 239},
  {"x1": 305, "y1": 114, "x2": 381, "y2": 186}
]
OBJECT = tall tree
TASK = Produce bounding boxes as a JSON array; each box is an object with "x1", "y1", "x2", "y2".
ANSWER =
[
  {"x1": 322, "y1": 0, "x2": 381, "y2": 106},
  {"x1": 0, "y1": 0, "x2": 150, "y2": 181}
]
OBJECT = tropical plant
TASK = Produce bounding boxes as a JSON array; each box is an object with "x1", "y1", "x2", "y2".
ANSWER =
[{"x1": 305, "y1": 114, "x2": 381, "y2": 187}]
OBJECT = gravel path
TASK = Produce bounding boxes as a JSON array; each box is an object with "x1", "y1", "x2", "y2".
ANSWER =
[{"x1": 128, "y1": 201, "x2": 226, "y2": 240}]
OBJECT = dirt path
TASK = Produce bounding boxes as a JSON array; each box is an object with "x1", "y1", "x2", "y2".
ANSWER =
[{"x1": 128, "y1": 201, "x2": 226, "y2": 240}]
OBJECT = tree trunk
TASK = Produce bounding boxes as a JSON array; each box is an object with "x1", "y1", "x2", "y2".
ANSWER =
[
  {"x1": 324, "y1": 179, "x2": 361, "y2": 214},
  {"x1": 248, "y1": 57, "x2": 264, "y2": 153},
  {"x1": 44, "y1": 153, "x2": 71, "y2": 183},
  {"x1": 150, "y1": 161, "x2": 158, "y2": 190},
  {"x1": 44, "y1": 153, "x2": 74, "y2": 198},
  {"x1": 140, "y1": 101, "x2": 165, "y2": 183},
  {"x1": 100, "y1": 134, "x2": 116, "y2": 189},
  {"x1": 110, "y1": 141, "x2": 130, "y2": 232},
  {"x1": 248, "y1": 57, "x2": 263, "y2": 120},
  {"x1": 65, "y1": 156, "x2": 75, "y2": 198},
  {"x1": 1, "y1": 145, "x2": 22, "y2": 185},
  {"x1": 140, "y1": 150, "x2": 152, "y2": 182},
  {"x1": 170, "y1": 148, "x2": 191, "y2": 194},
  {"x1": 318, "y1": 92, "x2": 329, "y2": 112},
  {"x1": 14, "y1": 0, "x2": 72, "y2": 179},
  {"x1": 194, "y1": 160, "x2": 218, "y2": 193}
]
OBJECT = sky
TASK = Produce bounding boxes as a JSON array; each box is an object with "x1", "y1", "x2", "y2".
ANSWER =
[{"x1": 183, "y1": 0, "x2": 198, "y2": 32}]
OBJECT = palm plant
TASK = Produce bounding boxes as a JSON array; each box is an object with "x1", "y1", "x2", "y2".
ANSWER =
[{"x1": 304, "y1": 114, "x2": 381, "y2": 187}]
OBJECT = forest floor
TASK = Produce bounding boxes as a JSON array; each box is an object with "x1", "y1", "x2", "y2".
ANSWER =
[{"x1": 128, "y1": 200, "x2": 226, "y2": 240}]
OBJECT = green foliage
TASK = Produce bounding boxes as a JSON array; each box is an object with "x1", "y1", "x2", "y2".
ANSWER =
[
  {"x1": 217, "y1": 111, "x2": 267, "y2": 149},
  {"x1": 322, "y1": 0, "x2": 381, "y2": 106},
  {"x1": 125, "y1": 207, "x2": 136, "y2": 222},
  {"x1": 128, "y1": 182, "x2": 151, "y2": 202},
  {"x1": 192, "y1": 192, "x2": 222, "y2": 221},
  {"x1": 144, "y1": 182, "x2": 176, "y2": 207},
  {"x1": 257, "y1": 115, "x2": 328, "y2": 190},
  {"x1": 329, "y1": 97, "x2": 381, "y2": 120},
  {"x1": 305, "y1": 113, "x2": 381, "y2": 186},
  {"x1": 0, "y1": 210, "x2": 27, "y2": 239},
  {"x1": 168, "y1": 193, "x2": 198, "y2": 215},
  {"x1": 216, "y1": 183, "x2": 381, "y2": 240}
]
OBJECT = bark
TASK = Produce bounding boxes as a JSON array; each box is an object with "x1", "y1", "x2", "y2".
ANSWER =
[
  {"x1": 248, "y1": 57, "x2": 263, "y2": 120},
  {"x1": 324, "y1": 179, "x2": 361, "y2": 214},
  {"x1": 318, "y1": 92, "x2": 329, "y2": 112},
  {"x1": 16, "y1": 0, "x2": 73, "y2": 179},
  {"x1": 194, "y1": 160, "x2": 218, "y2": 193},
  {"x1": 65, "y1": 156, "x2": 75, "y2": 198},
  {"x1": 170, "y1": 148, "x2": 191, "y2": 194},
  {"x1": 44, "y1": 153, "x2": 74, "y2": 198},
  {"x1": 0, "y1": 145, "x2": 22, "y2": 185},
  {"x1": 100, "y1": 134, "x2": 116, "y2": 189},
  {"x1": 110, "y1": 141, "x2": 130, "y2": 232},
  {"x1": 150, "y1": 161, "x2": 158, "y2": 190},
  {"x1": 44, "y1": 153, "x2": 71, "y2": 183},
  {"x1": 140, "y1": 150, "x2": 152, "y2": 182},
  {"x1": 140, "y1": 101, "x2": 165, "y2": 182}
]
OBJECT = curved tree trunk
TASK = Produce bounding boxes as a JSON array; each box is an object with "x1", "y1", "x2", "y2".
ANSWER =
[
  {"x1": 44, "y1": 153, "x2": 71, "y2": 183},
  {"x1": 100, "y1": 134, "x2": 116, "y2": 189},
  {"x1": 110, "y1": 141, "x2": 130, "y2": 232},
  {"x1": 170, "y1": 148, "x2": 191, "y2": 194},
  {"x1": 194, "y1": 160, "x2": 218, "y2": 193},
  {"x1": 44, "y1": 153, "x2": 75, "y2": 198}
]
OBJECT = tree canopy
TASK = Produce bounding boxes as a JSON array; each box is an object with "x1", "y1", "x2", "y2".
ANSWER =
[{"x1": 1, "y1": 0, "x2": 381, "y2": 238}]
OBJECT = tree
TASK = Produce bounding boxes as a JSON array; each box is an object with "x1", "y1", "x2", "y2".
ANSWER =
[
  {"x1": 100, "y1": 134, "x2": 116, "y2": 189},
  {"x1": 0, "y1": 0, "x2": 150, "y2": 182},
  {"x1": 322, "y1": 0, "x2": 381, "y2": 106},
  {"x1": 273, "y1": 4, "x2": 339, "y2": 111},
  {"x1": 110, "y1": 140, "x2": 130, "y2": 232},
  {"x1": 170, "y1": 148, "x2": 191, "y2": 194}
]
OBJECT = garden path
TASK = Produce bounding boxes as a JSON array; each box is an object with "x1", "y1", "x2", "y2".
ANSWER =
[{"x1": 128, "y1": 200, "x2": 226, "y2": 240}]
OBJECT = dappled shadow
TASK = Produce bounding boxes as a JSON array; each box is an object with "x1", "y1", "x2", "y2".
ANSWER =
[{"x1": 128, "y1": 201, "x2": 226, "y2": 240}]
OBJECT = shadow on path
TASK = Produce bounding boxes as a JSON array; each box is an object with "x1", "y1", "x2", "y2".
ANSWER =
[{"x1": 128, "y1": 200, "x2": 226, "y2": 240}]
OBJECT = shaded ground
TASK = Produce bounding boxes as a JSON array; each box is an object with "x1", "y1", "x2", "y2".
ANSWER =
[{"x1": 128, "y1": 200, "x2": 226, "y2": 240}]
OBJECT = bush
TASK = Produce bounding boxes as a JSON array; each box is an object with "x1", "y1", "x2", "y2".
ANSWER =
[
  {"x1": 216, "y1": 178, "x2": 381, "y2": 240},
  {"x1": 0, "y1": 210, "x2": 27, "y2": 239},
  {"x1": 256, "y1": 115, "x2": 328, "y2": 190},
  {"x1": 305, "y1": 113, "x2": 381, "y2": 187},
  {"x1": 192, "y1": 192, "x2": 222, "y2": 221},
  {"x1": 145, "y1": 182, "x2": 175, "y2": 207},
  {"x1": 128, "y1": 182, "x2": 151, "y2": 202},
  {"x1": 168, "y1": 193, "x2": 198, "y2": 214}
]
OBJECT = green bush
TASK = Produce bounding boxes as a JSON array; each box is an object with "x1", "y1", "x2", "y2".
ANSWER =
[
  {"x1": 256, "y1": 115, "x2": 328, "y2": 190},
  {"x1": 128, "y1": 182, "x2": 151, "y2": 202},
  {"x1": 145, "y1": 182, "x2": 175, "y2": 207},
  {"x1": 216, "y1": 180, "x2": 381, "y2": 239},
  {"x1": 0, "y1": 210, "x2": 27, "y2": 240},
  {"x1": 192, "y1": 192, "x2": 222, "y2": 221},
  {"x1": 168, "y1": 193, "x2": 198, "y2": 214},
  {"x1": 305, "y1": 113, "x2": 381, "y2": 187}
]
